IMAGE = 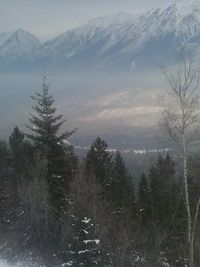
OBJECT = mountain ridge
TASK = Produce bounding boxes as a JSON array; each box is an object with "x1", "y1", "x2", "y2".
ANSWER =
[{"x1": 1, "y1": 1, "x2": 200, "y2": 71}]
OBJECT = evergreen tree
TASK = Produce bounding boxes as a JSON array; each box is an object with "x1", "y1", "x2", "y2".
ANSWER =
[
  {"x1": 26, "y1": 76, "x2": 77, "y2": 214},
  {"x1": 138, "y1": 173, "x2": 151, "y2": 222},
  {"x1": 0, "y1": 141, "x2": 8, "y2": 225},
  {"x1": 9, "y1": 127, "x2": 24, "y2": 193},
  {"x1": 149, "y1": 154, "x2": 175, "y2": 225},
  {"x1": 69, "y1": 214, "x2": 101, "y2": 267},
  {"x1": 112, "y1": 151, "x2": 135, "y2": 209},
  {"x1": 9, "y1": 127, "x2": 33, "y2": 188},
  {"x1": 0, "y1": 140, "x2": 10, "y2": 181},
  {"x1": 9, "y1": 127, "x2": 24, "y2": 148},
  {"x1": 84, "y1": 137, "x2": 112, "y2": 189}
]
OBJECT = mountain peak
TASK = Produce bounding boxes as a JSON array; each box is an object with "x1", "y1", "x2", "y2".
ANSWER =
[
  {"x1": 86, "y1": 12, "x2": 139, "y2": 29},
  {"x1": 12, "y1": 28, "x2": 40, "y2": 42},
  {"x1": 0, "y1": 29, "x2": 41, "y2": 61},
  {"x1": 15, "y1": 28, "x2": 27, "y2": 33}
]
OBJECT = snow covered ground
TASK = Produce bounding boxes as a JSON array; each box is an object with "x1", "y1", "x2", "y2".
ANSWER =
[
  {"x1": 0, "y1": 261, "x2": 13, "y2": 267},
  {"x1": 0, "y1": 260, "x2": 30, "y2": 267},
  {"x1": 0, "y1": 260, "x2": 44, "y2": 267}
]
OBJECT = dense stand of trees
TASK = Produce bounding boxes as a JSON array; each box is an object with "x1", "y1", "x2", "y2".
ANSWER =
[{"x1": 1, "y1": 76, "x2": 200, "y2": 267}]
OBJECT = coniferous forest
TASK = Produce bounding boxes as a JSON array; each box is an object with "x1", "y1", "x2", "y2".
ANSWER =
[{"x1": 0, "y1": 69, "x2": 200, "y2": 267}]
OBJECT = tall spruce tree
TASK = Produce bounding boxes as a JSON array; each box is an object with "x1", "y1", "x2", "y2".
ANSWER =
[
  {"x1": 149, "y1": 154, "x2": 175, "y2": 225},
  {"x1": 9, "y1": 127, "x2": 33, "y2": 187},
  {"x1": 84, "y1": 137, "x2": 112, "y2": 189},
  {"x1": 112, "y1": 151, "x2": 135, "y2": 209},
  {"x1": 0, "y1": 140, "x2": 10, "y2": 181},
  {"x1": 0, "y1": 141, "x2": 7, "y2": 221},
  {"x1": 138, "y1": 173, "x2": 151, "y2": 223},
  {"x1": 9, "y1": 127, "x2": 25, "y2": 191},
  {"x1": 69, "y1": 214, "x2": 101, "y2": 267},
  {"x1": 26, "y1": 76, "x2": 77, "y2": 214}
]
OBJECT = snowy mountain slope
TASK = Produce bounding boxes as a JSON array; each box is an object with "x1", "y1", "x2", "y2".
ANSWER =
[
  {"x1": 30, "y1": 12, "x2": 140, "y2": 67},
  {"x1": 175, "y1": 0, "x2": 200, "y2": 16},
  {"x1": 1, "y1": 1, "x2": 200, "y2": 70},
  {"x1": 0, "y1": 29, "x2": 41, "y2": 65},
  {"x1": 0, "y1": 32, "x2": 12, "y2": 47}
]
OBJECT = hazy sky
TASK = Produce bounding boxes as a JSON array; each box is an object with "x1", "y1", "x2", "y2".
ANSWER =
[{"x1": 1, "y1": 0, "x2": 174, "y2": 41}]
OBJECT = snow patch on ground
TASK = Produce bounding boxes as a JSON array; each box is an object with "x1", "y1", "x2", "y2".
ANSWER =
[
  {"x1": 0, "y1": 260, "x2": 45, "y2": 267},
  {"x1": 0, "y1": 260, "x2": 11, "y2": 267}
]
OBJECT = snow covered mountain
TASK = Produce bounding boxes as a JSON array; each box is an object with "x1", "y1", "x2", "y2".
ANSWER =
[
  {"x1": 1, "y1": 1, "x2": 200, "y2": 71},
  {"x1": 0, "y1": 29, "x2": 41, "y2": 65}
]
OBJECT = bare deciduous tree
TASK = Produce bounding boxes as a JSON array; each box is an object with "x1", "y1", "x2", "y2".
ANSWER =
[{"x1": 162, "y1": 53, "x2": 200, "y2": 267}]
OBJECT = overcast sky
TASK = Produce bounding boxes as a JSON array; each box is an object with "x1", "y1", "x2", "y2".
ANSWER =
[{"x1": 1, "y1": 0, "x2": 175, "y2": 41}]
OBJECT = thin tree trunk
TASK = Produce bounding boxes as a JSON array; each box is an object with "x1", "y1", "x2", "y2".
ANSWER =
[
  {"x1": 183, "y1": 134, "x2": 192, "y2": 243},
  {"x1": 190, "y1": 239, "x2": 194, "y2": 267},
  {"x1": 190, "y1": 196, "x2": 200, "y2": 267},
  {"x1": 182, "y1": 133, "x2": 194, "y2": 267}
]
